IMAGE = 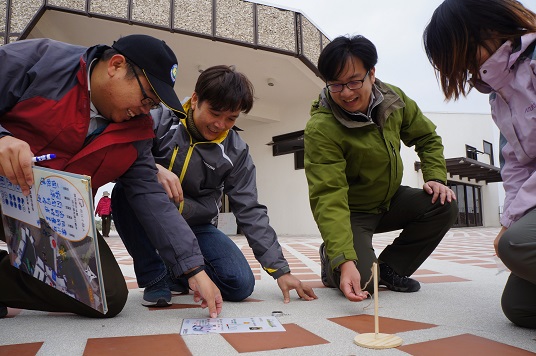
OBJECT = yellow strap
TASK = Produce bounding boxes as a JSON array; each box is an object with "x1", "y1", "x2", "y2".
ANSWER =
[
  {"x1": 169, "y1": 145, "x2": 179, "y2": 170},
  {"x1": 168, "y1": 145, "x2": 184, "y2": 213}
]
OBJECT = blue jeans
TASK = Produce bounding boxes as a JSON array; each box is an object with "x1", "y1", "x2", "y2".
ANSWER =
[{"x1": 111, "y1": 183, "x2": 255, "y2": 302}]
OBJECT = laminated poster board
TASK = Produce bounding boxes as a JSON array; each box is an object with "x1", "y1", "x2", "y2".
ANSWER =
[
  {"x1": 0, "y1": 166, "x2": 107, "y2": 314},
  {"x1": 180, "y1": 316, "x2": 285, "y2": 335}
]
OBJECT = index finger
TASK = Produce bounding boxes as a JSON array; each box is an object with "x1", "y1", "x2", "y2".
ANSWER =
[
  {"x1": 295, "y1": 285, "x2": 317, "y2": 301},
  {"x1": 282, "y1": 287, "x2": 290, "y2": 304},
  {"x1": 14, "y1": 150, "x2": 34, "y2": 196},
  {"x1": 207, "y1": 293, "x2": 223, "y2": 318}
]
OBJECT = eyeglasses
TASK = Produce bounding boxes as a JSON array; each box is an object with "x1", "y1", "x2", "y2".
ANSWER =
[
  {"x1": 326, "y1": 70, "x2": 370, "y2": 93},
  {"x1": 127, "y1": 61, "x2": 160, "y2": 110}
]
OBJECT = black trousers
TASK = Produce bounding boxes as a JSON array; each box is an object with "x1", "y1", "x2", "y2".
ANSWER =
[
  {"x1": 101, "y1": 214, "x2": 112, "y2": 237},
  {"x1": 0, "y1": 229, "x2": 127, "y2": 318},
  {"x1": 329, "y1": 185, "x2": 458, "y2": 293},
  {"x1": 498, "y1": 208, "x2": 536, "y2": 328}
]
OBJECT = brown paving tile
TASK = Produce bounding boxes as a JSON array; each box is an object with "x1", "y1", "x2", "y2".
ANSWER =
[
  {"x1": 242, "y1": 298, "x2": 263, "y2": 302},
  {"x1": 222, "y1": 323, "x2": 329, "y2": 353},
  {"x1": 148, "y1": 303, "x2": 201, "y2": 311},
  {"x1": 288, "y1": 262, "x2": 309, "y2": 267},
  {"x1": 4, "y1": 307, "x2": 22, "y2": 318},
  {"x1": 47, "y1": 312, "x2": 72, "y2": 316},
  {"x1": 83, "y1": 334, "x2": 191, "y2": 356},
  {"x1": 329, "y1": 314, "x2": 437, "y2": 334},
  {"x1": 126, "y1": 281, "x2": 140, "y2": 290},
  {"x1": 288, "y1": 267, "x2": 315, "y2": 271},
  {"x1": 456, "y1": 259, "x2": 490, "y2": 264},
  {"x1": 414, "y1": 276, "x2": 470, "y2": 283},
  {"x1": 475, "y1": 263, "x2": 501, "y2": 269},
  {"x1": 290, "y1": 273, "x2": 321, "y2": 280},
  {"x1": 306, "y1": 280, "x2": 328, "y2": 289},
  {"x1": 398, "y1": 333, "x2": 534, "y2": 355},
  {"x1": 0, "y1": 342, "x2": 43, "y2": 355},
  {"x1": 413, "y1": 269, "x2": 440, "y2": 275}
]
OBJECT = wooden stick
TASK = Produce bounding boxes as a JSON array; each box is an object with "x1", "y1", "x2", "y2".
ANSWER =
[
  {"x1": 373, "y1": 262, "x2": 379, "y2": 337},
  {"x1": 354, "y1": 262, "x2": 403, "y2": 349}
]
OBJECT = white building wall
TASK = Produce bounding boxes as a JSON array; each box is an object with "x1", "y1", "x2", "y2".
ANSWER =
[
  {"x1": 240, "y1": 100, "x2": 320, "y2": 236},
  {"x1": 240, "y1": 111, "x2": 503, "y2": 236}
]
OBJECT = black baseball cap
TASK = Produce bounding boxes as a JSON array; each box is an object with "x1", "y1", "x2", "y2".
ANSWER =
[{"x1": 112, "y1": 34, "x2": 185, "y2": 116}]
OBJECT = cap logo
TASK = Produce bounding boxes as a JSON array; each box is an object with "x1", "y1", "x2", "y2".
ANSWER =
[{"x1": 170, "y1": 64, "x2": 178, "y2": 84}]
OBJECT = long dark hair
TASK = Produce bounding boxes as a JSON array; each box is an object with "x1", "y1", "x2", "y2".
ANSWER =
[{"x1": 423, "y1": 0, "x2": 536, "y2": 100}]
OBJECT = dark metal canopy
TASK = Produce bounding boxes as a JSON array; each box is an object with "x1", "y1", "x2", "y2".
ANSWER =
[
  {"x1": 415, "y1": 157, "x2": 502, "y2": 184},
  {"x1": 445, "y1": 157, "x2": 502, "y2": 183}
]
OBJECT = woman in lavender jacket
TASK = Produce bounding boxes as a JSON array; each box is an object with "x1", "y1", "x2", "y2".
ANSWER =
[{"x1": 423, "y1": 0, "x2": 536, "y2": 328}]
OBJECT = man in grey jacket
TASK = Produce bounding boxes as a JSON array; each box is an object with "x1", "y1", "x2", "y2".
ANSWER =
[{"x1": 112, "y1": 65, "x2": 317, "y2": 307}]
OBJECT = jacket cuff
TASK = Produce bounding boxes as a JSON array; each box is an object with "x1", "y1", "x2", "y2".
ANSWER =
[
  {"x1": 169, "y1": 255, "x2": 205, "y2": 278},
  {"x1": 500, "y1": 214, "x2": 513, "y2": 228},
  {"x1": 331, "y1": 251, "x2": 358, "y2": 270},
  {"x1": 267, "y1": 265, "x2": 291, "y2": 279}
]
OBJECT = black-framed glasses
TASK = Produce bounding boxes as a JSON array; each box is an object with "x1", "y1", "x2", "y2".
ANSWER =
[
  {"x1": 326, "y1": 70, "x2": 370, "y2": 93},
  {"x1": 127, "y1": 61, "x2": 160, "y2": 109}
]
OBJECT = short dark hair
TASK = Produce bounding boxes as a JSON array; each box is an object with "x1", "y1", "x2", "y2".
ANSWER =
[
  {"x1": 195, "y1": 65, "x2": 254, "y2": 113},
  {"x1": 318, "y1": 35, "x2": 378, "y2": 82},
  {"x1": 423, "y1": 0, "x2": 536, "y2": 100}
]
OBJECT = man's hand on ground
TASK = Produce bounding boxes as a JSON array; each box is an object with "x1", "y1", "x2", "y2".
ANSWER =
[
  {"x1": 277, "y1": 273, "x2": 318, "y2": 303},
  {"x1": 188, "y1": 270, "x2": 223, "y2": 318}
]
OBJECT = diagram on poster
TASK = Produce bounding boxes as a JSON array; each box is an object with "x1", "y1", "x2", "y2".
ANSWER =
[
  {"x1": 180, "y1": 317, "x2": 285, "y2": 335},
  {"x1": 0, "y1": 166, "x2": 107, "y2": 314}
]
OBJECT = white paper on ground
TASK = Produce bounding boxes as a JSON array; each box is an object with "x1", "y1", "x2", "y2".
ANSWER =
[{"x1": 180, "y1": 316, "x2": 285, "y2": 335}]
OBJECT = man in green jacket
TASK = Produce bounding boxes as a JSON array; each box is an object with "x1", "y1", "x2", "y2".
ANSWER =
[{"x1": 304, "y1": 35, "x2": 458, "y2": 302}]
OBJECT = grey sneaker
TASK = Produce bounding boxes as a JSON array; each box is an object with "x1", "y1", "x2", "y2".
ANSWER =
[
  {"x1": 379, "y1": 263, "x2": 421, "y2": 293},
  {"x1": 142, "y1": 278, "x2": 172, "y2": 307},
  {"x1": 319, "y1": 243, "x2": 337, "y2": 288}
]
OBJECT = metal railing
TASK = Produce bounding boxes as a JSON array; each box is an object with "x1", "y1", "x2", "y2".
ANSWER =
[{"x1": 1, "y1": 0, "x2": 329, "y2": 76}]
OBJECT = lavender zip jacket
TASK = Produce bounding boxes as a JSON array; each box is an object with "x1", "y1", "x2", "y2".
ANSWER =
[{"x1": 479, "y1": 32, "x2": 536, "y2": 227}]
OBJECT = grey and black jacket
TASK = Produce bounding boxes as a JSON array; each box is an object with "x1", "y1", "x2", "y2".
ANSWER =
[{"x1": 151, "y1": 103, "x2": 290, "y2": 279}]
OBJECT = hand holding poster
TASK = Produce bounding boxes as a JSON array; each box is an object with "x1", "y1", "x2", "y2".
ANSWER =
[{"x1": 0, "y1": 166, "x2": 107, "y2": 314}]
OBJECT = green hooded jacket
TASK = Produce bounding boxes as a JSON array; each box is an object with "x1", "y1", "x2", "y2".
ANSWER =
[{"x1": 304, "y1": 79, "x2": 447, "y2": 269}]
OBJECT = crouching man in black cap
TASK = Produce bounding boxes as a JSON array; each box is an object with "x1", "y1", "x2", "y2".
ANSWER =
[{"x1": 0, "y1": 34, "x2": 222, "y2": 319}]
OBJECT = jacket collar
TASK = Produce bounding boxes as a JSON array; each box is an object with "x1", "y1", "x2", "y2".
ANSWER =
[
  {"x1": 480, "y1": 32, "x2": 536, "y2": 91},
  {"x1": 181, "y1": 98, "x2": 229, "y2": 143},
  {"x1": 316, "y1": 79, "x2": 404, "y2": 128}
]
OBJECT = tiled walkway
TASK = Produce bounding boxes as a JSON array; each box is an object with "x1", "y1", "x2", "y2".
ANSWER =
[{"x1": 1, "y1": 227, "x2": 535, "y2": 355}]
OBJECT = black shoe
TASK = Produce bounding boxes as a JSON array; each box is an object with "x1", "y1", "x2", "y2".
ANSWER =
[
  {"x1": 142, "y1": 278, "x2": 172, "y2": 307},
  {"x1": 379, "y1": 263, "x2": 420, "y2": 292},
  {"x1": 319, "y1": 243, "x2": 337, "y2": 288},
  {"x1": 0, "y1": 251, "x2": 7, "y2": 318},
  {"x1": 167, "y1": 275, "x2": 189, "y2": 295}
]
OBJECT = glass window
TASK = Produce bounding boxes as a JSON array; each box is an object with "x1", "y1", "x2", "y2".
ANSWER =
[{"x1": 483, "y1": 140, "x2": 494, "y2": 165}]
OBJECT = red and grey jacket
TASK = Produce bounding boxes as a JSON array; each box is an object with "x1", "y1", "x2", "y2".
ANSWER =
[{"x1": 0, "y1": 38, "x2": 204, "y2": 277}]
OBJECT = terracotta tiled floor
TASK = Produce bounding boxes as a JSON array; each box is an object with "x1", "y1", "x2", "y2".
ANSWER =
[
  {"x1": 1, "y1": 227, "x2": 535, "y2": 355},
  {"x1": 398, "y1": 334, "x2": 536, "y2": 355}
]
